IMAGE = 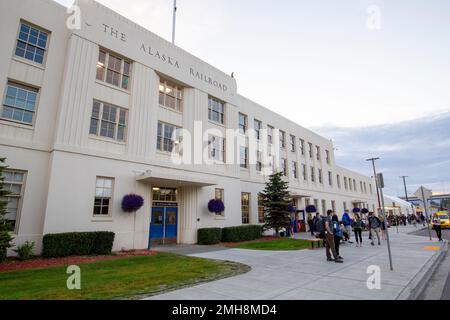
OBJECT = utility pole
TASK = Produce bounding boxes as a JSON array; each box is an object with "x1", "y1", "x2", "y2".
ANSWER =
[
  {"x1": 401, "y1": 176, "x2": 418, "y2": 228},
  {"x1": 172, "y1": 0, "x2": 177, "y2": 44},
  {"x1": 366, "y1": 158, "x2": 394, "y2": 271}
]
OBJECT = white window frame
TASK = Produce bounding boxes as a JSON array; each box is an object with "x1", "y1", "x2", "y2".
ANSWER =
[
  {"x1": 96, "y1": 49, "x2": 132, "y2": 90},
  {"x1": 254, "y1": 119, "x2": 262, "y2": 140},
  {"x1": 208, "y1": 135, "x2": 226, "y2": 163},
  {"x1": 1, "y1": 82, "x2": 39, "y2": 126},
  {"x1": 1, "y1": 169, "x2": 27, "y2": 233},
  {"x1": 208, "y1": 96, "x2": 225, "y2": 125},
  {"x1": 241, "y1": 192, "x2": 251, "y2": 225},
  {"x1": 157, "y1": 122, "x2": 182, "y2": 153},
  {"x1": 89, "y1": 100, "x2": 128, "y2": 142},
  {"x1": 15, "y1": 21, "x2": 49, "y2": 65},
  {"x1": 214, "y1": 188, "x2": 225, "y2": 216},
  {"x1": 238, "y1": 113, "x2": 248, "y2": 135},
  {"x1": 93, "y1": 177, "x2": 114, "y2": 217},
  {"x1": 159, "y1": 79, "x2": 183, "y2": 112}
]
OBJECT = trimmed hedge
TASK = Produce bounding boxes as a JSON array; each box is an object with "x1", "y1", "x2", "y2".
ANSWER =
[
  {"x1": 42, "y1": 232, "x2": 115, "y2": 258},
  {"x1": 197, "y1": 228, "x2": 222, "y2": 245},
  {"x1": 221, "y1": 225, "x2": 263, "y2": 243}
]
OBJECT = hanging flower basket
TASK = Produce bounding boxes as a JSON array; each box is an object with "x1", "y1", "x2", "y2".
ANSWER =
[
  {"x1": 305, "y1": 205, "x2": 317, "y2": 213},
  {"x1": 353, "y1": 207, "x2": 361, "y2": 214},
  {"x1": 208, "y1": 199, "x2": 225, "y2": 215},
  {"x1": 287, "y1": 204, "x2": 297, "y2": 213},
  {"x1": 361, "y1": 208, "x2": 369, "y2": 214},
  {"x1": 121, "y1": 194, "x2": 144, "y2": 213}
]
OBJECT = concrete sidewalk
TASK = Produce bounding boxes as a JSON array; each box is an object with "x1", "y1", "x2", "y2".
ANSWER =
[{"x1": 145, "y1": 226, "x2": 446, "y2": 300}]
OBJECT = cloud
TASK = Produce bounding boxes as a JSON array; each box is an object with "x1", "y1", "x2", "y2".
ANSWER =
[{"x1": 313, "y1": 111, "x2": 450, "y2": 197}]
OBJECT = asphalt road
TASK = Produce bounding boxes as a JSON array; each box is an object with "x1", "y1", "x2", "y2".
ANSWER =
[{"x1": 412, "y1": 227, "x2": 450, "y2": 300}]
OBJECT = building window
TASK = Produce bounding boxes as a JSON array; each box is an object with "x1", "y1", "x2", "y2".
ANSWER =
[
  {"x1": 254, "y1": 120, "x2": 262, "y2": 140},
  {"x1": 96, "y1": 49, "x2": 132, "y2": 90},
  {"x1": 328, "y1": 171, "x2": 333, "y2": 186},
  {"x1": 240, "y1": 146, "x2": 248, "y2": 169},
  {"x1": 292, "y1": 162, "x2": 298, "y2": 179},
  {"x1": 290, "y1": 135, "x2": 296, "y2": 152},
  {"x1": 364, "y1": 182, "x2": 367, "y2": 194},
  {"x1": 1, "y1": 82, "x2": 38, "y2": 126},
  {"x1": 322, "y1": 200, "x2": 327, "y2": 214},
  {"x1": 344, "y1": 177, "x2": 348, "y2": 190},
  {"x1": 337, "y1": 174, "x2": 341, "y2": 189},
  {"x1": 94, "y1": 177, "x2": 114, "y2": 216},
  {"x1": 239, "y1": 113, "x2": 248, "y2": 135},
  {"x1": 256, "y1": 151, "x2": 263, "y2": 172},
  {"x1": 1, "y1": 170, "x2": 26, "y2": 232},
  {"x1": 208, "y1": 96, "x2": 225, "y2": 125},
  {"x1": 280, "y1": 131, "x2": 286, "y2": 149},
  {"x1": 299, "y1": 139, "x2": 305, "y2": 156},
  {"x1": 215, "y1": 189, "x2": 224, "y2": 216},
  {"x1": 311, "y1": 166, "x2": 315, "y2": 182},
  {"x1": 369, "y1": 184, "x2": 373, "y2": 195},
  {"x1": 316, "y1": 146, "x2": 321, "y2": 161},
  {"x1": 159, "y1": 80, "x2": 183, "y2": 112},
  {"x1": 208, "y1": 135, "x2": 225, "y2": 162},
  {"x1": 241, "y1": 193, "x2": 250, "y2": 224},
  {"x1": 360, "y1": 181, "x2": 364, "y2": 194},
  {"x1": 326, "y1": 150, "x2": 330, "y2": 165},
  {"x1": 343, "y1": 202, "x2": 348, "y2": 211},
  {"x1": 331, "y1": 200, "x2": 336, "y2": 212},
  {"x1": 305, "y1": 198, "x2": 311, "y2": 207},
  {"x1": 89, "y1": 101, "x2": 127, "y2": 142},
  {"x1": 302, "y1": 164, "x2": 307, "y2": 181},
  {"x1": 308, "y1": 143, "x2": 313, "y2": 159},
  {"x1": 353, "y1": 179, "x2": 357, "y2": 192},
  {"x1": 15, "y1": 22, "x2": 49, "y2": 64},
  {"x1": 281, "y1": 158, "x2": 288, "y2": 176},
  {"x1": 267, "y1": 126, "x2": 274, "y2": 144},
  {"x1": 153, "y1": 187, "x2": 178, "y2": 202},
  {"x1": 349, "y1": 178, "x2": 353, "y2": 191},
  {"x1": 157, "y1": 122, "x2": 181, "y2": 153},
  {"x1": 258, "y1": 193, "x2": 265, "y2": 224},
  {"x1": 318, "y1": 169, "x2": 323, "y2": 184},
  {"x1": 314, "y1": 199, "x2": 320, "y2": 212}
]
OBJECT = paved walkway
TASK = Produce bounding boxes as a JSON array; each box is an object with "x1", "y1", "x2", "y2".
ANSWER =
[{"x1": 145, "y1": 226, "x2": 446, "y2": 300}]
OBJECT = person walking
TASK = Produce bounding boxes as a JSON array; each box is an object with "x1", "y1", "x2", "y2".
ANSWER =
[
  {"x1": 342, "y1": 210, "x2": 353, "y2": 243},
  {"x1": 380, "y1": 216, "x2": 387, "y2": 240},
  {"x1": 332, "y1": 214, "x2": 344, "y2": 260},
  {"x1": 433, "y1": 215, "x2": 443, "y2": 242},
  {"x1": 322, "y1": 210, "x2": 343, "y2": 263},
  {"x1": 352, "y1": 213, "x2": 363, "y2": 247},
  {"x1": 307, "y1": 213, "x2": 315, "y2": 236},
  {"x1": 368, "y1": 212, "x2": 382, "y2": 246}
]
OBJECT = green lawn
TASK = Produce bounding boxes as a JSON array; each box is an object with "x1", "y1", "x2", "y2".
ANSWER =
[
  {"x1": 0, "y1": 253, "x2": 249, "y2": 300},
  {"x1": 236, "y1": 238, "x2": 318, "y2": 251}
]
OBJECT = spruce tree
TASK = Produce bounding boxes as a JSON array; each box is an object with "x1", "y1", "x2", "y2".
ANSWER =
[
  {"x1": 261, "y1": 171, "x2": 292, "y2": 237},
  {"x1": 0, "y1": 158, "x2": 13, "y2": 262}
]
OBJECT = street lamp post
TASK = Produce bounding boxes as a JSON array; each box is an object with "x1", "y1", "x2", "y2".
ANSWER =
[{"x1": 366, "y1": 158, "x2": 394, "y2": 271}]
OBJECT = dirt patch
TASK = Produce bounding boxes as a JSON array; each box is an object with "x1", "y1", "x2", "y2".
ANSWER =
[{"x1": 0, "y1": 250, "x2": 157, "y2": 273}]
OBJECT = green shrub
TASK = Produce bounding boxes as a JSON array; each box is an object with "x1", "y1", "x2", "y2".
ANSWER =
[
  {"x1": 221, "y1": 225, "x2": 263, "y2": 243},
  {"x1": 0, "y1": 231, "x2": 14, "y2": 263},
  {"x1": 13, "y1": 241, "x2": 35, "y2": 260},
  {"x1": 198, "y1": 228, "x2": 222, "y2": 245},
  {"x1": 42, "y1": 232, "x2": 115, "y2": 258}
]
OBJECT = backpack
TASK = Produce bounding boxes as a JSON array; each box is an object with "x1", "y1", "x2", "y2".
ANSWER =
[{"x1": 314, "y1": 216, "x2": 326, "y2": 235}]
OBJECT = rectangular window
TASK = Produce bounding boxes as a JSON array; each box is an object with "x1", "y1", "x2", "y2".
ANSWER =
[
  {"x1": 328, "y1": 171, "x2": 333, "y2": 186},
  {"x1": 241, "y1": 193, "x2": 250, "y2": 224},
  {"x1": 258, "y1": 193, "x2": 265, "y2": 224},
  {"x1": 254, "y1": 120, "x2": 262, "y2": 140},
  {"x1": 1, "y1": 170, "x2": 26, "y2": 232},
  {"x1": 93, "y1": 177, "x2": 114, "y2": 216},
  {"x1": 292, "y1": 162, "x2": 298, "y2": 179},
  {"x1": 369, "y1": 184, "x2": 373, "y2": 195},
  {"x1": 238, "y1": 113, "x2": 247, "y2": 135},
  {"x1": 344, "y1": 177, "x2": 348, "y2": 190},
  {"x1": 159, "y1": 80, "x2": 183, "y2": 112},
  {"x1": 96, "y1": 49, "x2": 132, "y2": 90},
  {"x1": 153, "y1": 188, "x2": 178, "y2": 202},
  {"x1": 311, "y1": 166, "x2": 315, "y2": 182},
  {"x1": 302, "y1": 164, "x2": 307, "y2": 181},
  {"x1": 256, "y1": 151, "x2": 263, "y2": 172},
  {"x1": 208, "y1": 96, "x2": 225, "y2": 125},
  {"x1": 280, "y1": 131, "x2": 286, "y2": 149},
  {"x1": 89, "y1": 101, "x2": 127, "y2": 142},
  {"x1": 343, "y1": 202, "x2": 348, "y2": 211},
  {"x1": 267, "y1": 126, "x2": 274, "y2": 144},
  {"x1": 15, "y1": 22, "x2": 49, "y2": 64},
  {"x1": 208, "y1": 135, "x2": 225, "y2": 162},
  {"x1": 326, "y1": 150, "x2": 330, "y2": 164},
  {"x1": 305, "y1": 198, "x2": 311, "y2": 207},
  {"x1": 308, "y1": 143, "x2": 313, "y2": 159},
  {"x1": 331, "y1": 200, "x2": 336, "y2": 212},
  {"x1": 318, "y1": 168, "x2": 323, "y2": 184},
  {"x1": 364, "y1": 182, "x2": 367, "y2": 194},
  {"x1": 360, "y1": 181, "x2": 364, "y2": 194},
  {"x1": 1, "y1": 82, "x2": 38, "y2": 125},
  {"x1": 316, "y1": 146, "x2": 321, "y2": 161},
  {"x1": 353, "y1": 179, "x2": 357, "y2": 192},
  {"x1": 322, "y1": 200, "x2": 327, "y2": 214},
  {"x1": 337, "y1": 174, "x2": 341, "y2": 189},
  {"x1": 215, "y1": 189, "x2": 224, "y2": 216},
  {"x1": 299, "y1": 139, "x2": 305, "y2": 156},
  {"x1": 290, "y1": 135, "x2": 296, "y2": 152},
  {"x1": 349, "y1": 178, "x2": 353, "y2": 191},
  {"x1": 281, "y1": 158, "x2": 287, "y2": 176},
  {"x1": 240, "y1": 146, "x2": 248, "y2": 169},
  {"x1": 314, "y1": 199, "x2": 319, "y2": 212},
  {"x1": 157, "y1": 122, "x2": 181, "y2": 153}
]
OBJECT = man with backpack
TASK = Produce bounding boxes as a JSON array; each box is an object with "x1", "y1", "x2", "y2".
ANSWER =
[
  {"x1": 368, "y1": 212, "x2": 382, "y2": 246},
  {"x1": 316, "y1": 210, "x2": 343, "y2": 263}
]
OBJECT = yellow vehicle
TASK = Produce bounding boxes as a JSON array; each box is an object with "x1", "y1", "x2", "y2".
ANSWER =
[{"x1": 432, "y1": 211, "x2": 450, "y2": 230}]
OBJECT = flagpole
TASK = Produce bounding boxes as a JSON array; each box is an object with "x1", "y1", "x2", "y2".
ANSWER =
[{"x1": 172, "y1": 0, "x2": 177, "y2": 44}]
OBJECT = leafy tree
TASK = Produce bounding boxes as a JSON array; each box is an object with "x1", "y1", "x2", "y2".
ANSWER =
[
  {"x1": 0, "y1": 158, "x2": 13, "y2": 262},
  {"x1": 261, "y1": 171, "x2": 292, "y2": 237}
]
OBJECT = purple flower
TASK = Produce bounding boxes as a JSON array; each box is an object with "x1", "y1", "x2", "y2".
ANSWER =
[
  {"x1": 306, "y1": 205, "x2": 317, "y2": 213},
  {"x1": 208, "y1": 199, "x2": 225, "y2": 214},
  {"x1": 121, "y1": 194, "x2": 144, "y2": 213},
  {"x1": 287, "y1": 204, "x2": 297, "y2": 213},
  {"x1": 353, "y1": 208, "x2": 361, "y2": 214},
  {"x1": 361, "y1": 208, "x2": 369, "y2": 214}
]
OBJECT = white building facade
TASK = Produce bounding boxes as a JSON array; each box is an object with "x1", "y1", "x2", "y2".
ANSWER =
[{"x1": 0, "y1": 0, "x2": 377, "y2": 253}]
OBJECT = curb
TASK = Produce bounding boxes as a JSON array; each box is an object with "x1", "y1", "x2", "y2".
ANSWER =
[{"x1": 396, "y1": 240, "x2": 448, "y2": 300}]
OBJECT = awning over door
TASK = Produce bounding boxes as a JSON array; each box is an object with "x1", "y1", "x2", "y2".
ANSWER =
[{"x1": 137, "y1": 170, "x2": 217, "y2": 188}]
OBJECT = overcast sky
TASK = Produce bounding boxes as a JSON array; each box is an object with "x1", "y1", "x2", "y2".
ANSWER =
[{"x1": 55, "y1": 0, "x2": 450, "y2": 195}]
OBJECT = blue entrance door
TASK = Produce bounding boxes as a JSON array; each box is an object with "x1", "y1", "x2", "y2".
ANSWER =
[{"x1": 149, "y1": 207, "x2": 178, "y2": 247}]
